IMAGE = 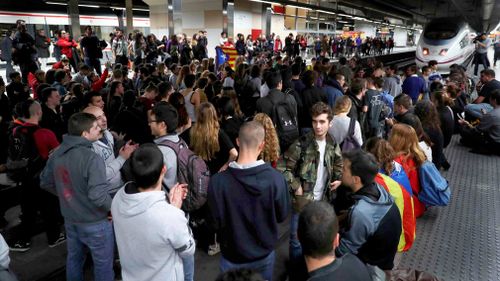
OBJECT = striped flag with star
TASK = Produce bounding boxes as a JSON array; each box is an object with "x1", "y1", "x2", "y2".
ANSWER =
[{"x1": 215, "y1": 46, "x2": 238, "y2": 70}]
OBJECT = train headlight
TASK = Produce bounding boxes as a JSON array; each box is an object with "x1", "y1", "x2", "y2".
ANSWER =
[
  {"x1": 422, "y1": 48, "x2": 429, "y2": 56},
  {"x1": 439, "y1": 49, "x2": 448, "y2": 56}
]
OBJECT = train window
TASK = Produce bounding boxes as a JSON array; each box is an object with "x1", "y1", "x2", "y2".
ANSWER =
[
  {"x1": 459, "y1": 35, "x2": 468, "y2": 49},
  {"x1": 424, "y1": 20, "x2": 459, "y2": 40}
]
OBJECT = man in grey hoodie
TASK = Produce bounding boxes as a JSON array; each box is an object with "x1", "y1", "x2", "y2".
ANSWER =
[
  {"x1": 83, "y1": 106, "x2": 137, "y2": 195},
  {"x1": 40, "y1": 112, "x2": 115, "y2": 281},
  {"x1": 111, "y1": 144, "x2": 194, "y2": 281}
]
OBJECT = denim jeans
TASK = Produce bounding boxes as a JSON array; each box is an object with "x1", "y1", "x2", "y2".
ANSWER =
[
  {"x1": 65, "y1": 220, "x2": 115, "y2": 281},
  {"x1": 182, "y1": 255, "x2": 194, "y2": 281},
  {"x1": 289, "y1": 212, "x2": 302, "y2": 262},
  {"x1": 5, "y1": 59, "x2": 14, "y2": 82},
  {"x1": 465, "y1": 103, "x2": 493, "y2": 119},
  {"x1": 220, "y1": 251, "x2": 275, "y2": 281}
]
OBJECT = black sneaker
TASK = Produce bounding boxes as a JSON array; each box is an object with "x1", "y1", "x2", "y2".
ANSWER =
[
  {"x1": 10, "y1": 241, "x2": 31, "y2": 252},
  {"x1": 48, "y1": 233, "x2": 66, "y2": 248}
]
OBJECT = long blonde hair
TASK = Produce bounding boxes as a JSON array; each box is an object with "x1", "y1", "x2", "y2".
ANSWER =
[
  {"x1": 253, "y1": 113, "x2": 280, "y2": 163},
  {"x1": 389, "y1": 123, "x2": 426, "y2": 167},
  {"x1": 191, "y1": 102, "x2": 220, "y2": 160}
]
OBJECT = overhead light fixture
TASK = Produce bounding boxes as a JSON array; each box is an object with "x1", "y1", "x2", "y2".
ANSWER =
[
  {"x1": 317, "y1": 9, "x2": 336, "y2": 15},
  {"x1": 110, "y1": 6, "x2": 126, "y2": 10},
  {"x1": 133, "y1": 8, "x2": 149, "y2": 11},
  {"x1": 79, "y1": 4, "x2": 100, "y2": 8},
  {"x1": 249, "y1": 0, "x2": 281, "y2": 5},
  {"x1": 46, "y1": 1, "x2": 66, "y2": 5},
  {"x1": 338, "y1": 20, "x2": 349, "y2": 23}
]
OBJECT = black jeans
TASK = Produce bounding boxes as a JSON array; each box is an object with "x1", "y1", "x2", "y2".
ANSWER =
[
  {"x1": 84, "y1": 57, "x2": 102, "y2": 76},
  {"x1": 18, "y1": 178, "x2": 62, "y2": 244},
  {"x1": 474, "y1": 52, "x2": 489, "y2": 75},
  {"x1": 19, "y1": 60, "x2": 38, "y2": 84}
]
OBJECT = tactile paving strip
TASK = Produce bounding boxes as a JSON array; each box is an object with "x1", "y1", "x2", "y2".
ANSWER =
[{"x1": 398, "y1": 136, "x2": 500, "y2": 281}]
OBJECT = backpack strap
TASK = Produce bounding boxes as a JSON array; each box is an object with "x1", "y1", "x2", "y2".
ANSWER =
[
  {"x1": 347, "y1": 117, "x2": 356, "y2": 136},
  {"x1": 157, "y1": 137, "x2": 184, "y2": 156}
]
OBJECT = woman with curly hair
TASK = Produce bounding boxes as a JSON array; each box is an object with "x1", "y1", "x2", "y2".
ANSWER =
[
  {"x1": 191, "y1": 102, "x2": 238, "y2": 175},
  {"x1": 389, "y1": 123, "x2": 427, "y2": 218},
  {"x1": 253, "y1": 113, "x2": 280, "y2": 167},
  {"x1": 414, "y1": 100, "x2": 450, "y2": 170}
]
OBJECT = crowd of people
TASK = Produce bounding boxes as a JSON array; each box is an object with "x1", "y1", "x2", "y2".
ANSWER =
[
  {"x1": 1, "y1": 18, "x2": 500, "y2": 281},
  {"x1": 221, "y1": 32, "x2": 395, "y2": 61}
]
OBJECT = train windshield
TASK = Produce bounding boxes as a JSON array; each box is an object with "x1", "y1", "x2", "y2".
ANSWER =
[{"x1": 424, "y1": 20, "x2": 460, "y2": 40}]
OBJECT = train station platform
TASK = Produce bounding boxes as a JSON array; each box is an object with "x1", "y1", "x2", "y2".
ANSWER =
[{"x1": 3, "y1": 134, "x2": 499, "y2": 281}]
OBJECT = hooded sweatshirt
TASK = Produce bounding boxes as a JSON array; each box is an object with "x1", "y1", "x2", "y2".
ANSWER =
[
  {"x1": 92, "y1": 130, "x2": 125, "y2": 195},
  {"x1": 111, "y1": 183, "x2": 195, "y2": 281},
  {"x1": 40, "y1": 135, "x2": 112, "y2": 224},
  {"x1": 336, "y1": 182, "x2": 402, "y2": 270},
  {"x1": 208, "y1": 161, "x2": 291, "y2": 263}
]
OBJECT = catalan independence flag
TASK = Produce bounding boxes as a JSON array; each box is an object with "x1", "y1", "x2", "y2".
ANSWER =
[
  {"x1": 375, "y1": 173, "x2": 416, "y2": 252},
  {"x1": 215, "y1": 46, "x2": 238, "y2": 70}
]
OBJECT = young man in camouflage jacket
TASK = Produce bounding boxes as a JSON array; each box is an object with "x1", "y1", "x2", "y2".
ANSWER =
[{"x1": 277, "y1": 102, "x2": 343, "y2": 279}]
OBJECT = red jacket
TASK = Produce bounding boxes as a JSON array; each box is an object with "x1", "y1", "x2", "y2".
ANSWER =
[
  {"x1": 21, "y1": 122, "x2": 60, "y2": 160},
  {"x1": 56, "y1": 38, "x2": 77, "y2": 59},
  {"x1": 91, "y1": 68, "x2": 109, "y2": 92},
  {"x1": 274, "y1": 39, "x2": 282, "y2": 52},
  {"x1": 394, "y1": 154, "x2": 425, "y2": 218},
  {"x1": 28, "y1": 72, "x2": 39, "y2": 100}
]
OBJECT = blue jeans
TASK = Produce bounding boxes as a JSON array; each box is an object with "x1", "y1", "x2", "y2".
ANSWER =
[
  {"x1": 65, "y1": 220, "x2": 115, "y2": 281},
  {"x1": 289, "y1": 212, "x2": 302, "y2": 262},
  {"x1": 220, "y1": 251, "x2": 275, "y2": 281},
  {"x1": 465, "y1": 103, "x2": 493, "y2": 119},
  {"x1": 5, "y1": 59, "x2": 14, "y2": 82},
  {"x1": 182, "y1": 255, "x2": 194, "y2": 281}
]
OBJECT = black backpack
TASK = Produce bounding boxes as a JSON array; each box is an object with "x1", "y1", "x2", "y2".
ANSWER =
[
  {"x1": 270, "y1": 89, "x2": 300, "y2": 153},
  {"x1": 341, "y1": 117, "x2": 361, "y2": 152},
  {"x1": 6, "y1": 124, "x2": 43, "y2": 183}
]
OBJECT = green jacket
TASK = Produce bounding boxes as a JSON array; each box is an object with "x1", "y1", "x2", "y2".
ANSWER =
[{"x1": 277, "y1": 132, "x2": 343, "y2": 210}]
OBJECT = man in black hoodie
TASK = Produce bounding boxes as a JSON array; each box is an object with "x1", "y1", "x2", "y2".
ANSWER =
[{"x1": 208, "y1": 121, "x2": 290, "y2": 280}]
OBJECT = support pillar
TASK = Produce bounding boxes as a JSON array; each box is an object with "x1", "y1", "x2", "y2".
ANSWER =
[
  {"x1": 171, "y1": 0, "x2": 182, "y2": 36},
  {"x1": 126, "y1": 0, "x2": 134, "y2": 35},
  {"x1": 261, "y1": 4, "x2": 272, "y2": 37},
  {"x1": 68, "y1": 0, "x2": 81, "y2": 38},
  {"x1": 223, "y1": 0, "x2": 234, "y2": 38},
  {"x1": 144, "y1": 0, "x2": 181, "y2": 38}
]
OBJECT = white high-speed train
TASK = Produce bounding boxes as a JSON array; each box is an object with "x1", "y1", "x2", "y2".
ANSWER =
[{"x1": 416, "y1": 18, "x2": 476, "y2": 72}]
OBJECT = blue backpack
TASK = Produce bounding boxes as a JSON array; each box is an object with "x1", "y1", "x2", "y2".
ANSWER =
[{"x1": 418, "y1": 161, "x2": 450, "y2": 206}]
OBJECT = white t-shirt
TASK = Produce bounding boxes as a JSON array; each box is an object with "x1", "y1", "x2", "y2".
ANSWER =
[
  {"x1": 313, "y1": 139, "x2": 328, "y2": 201},
  {"x1": 419, "y1": 141, "x2": 432, "y2": 162}
]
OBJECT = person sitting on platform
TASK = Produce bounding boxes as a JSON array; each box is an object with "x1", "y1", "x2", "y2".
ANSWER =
[
  {"x1": 465, "y1": 69, "x2": 500, "y2": 119},
  {"x1": 459, "y1": 89, "x2": 500, "y2": 155}
]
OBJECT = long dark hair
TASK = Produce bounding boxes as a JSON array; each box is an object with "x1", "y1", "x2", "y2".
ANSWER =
[{"x1": 414, "y1": 100, "x2": 441, "y2": 131}]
